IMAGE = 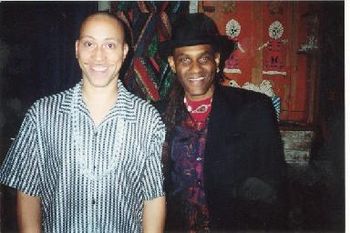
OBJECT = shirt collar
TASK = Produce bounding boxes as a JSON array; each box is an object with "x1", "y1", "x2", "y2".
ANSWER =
[{"x1": 59, "y1": 79, "x2": 137, "y2": 122}]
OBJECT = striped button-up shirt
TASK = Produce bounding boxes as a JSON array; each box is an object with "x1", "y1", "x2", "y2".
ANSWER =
[{"x1": 0, "y1": 80, "x2": 166, "y2": 232}]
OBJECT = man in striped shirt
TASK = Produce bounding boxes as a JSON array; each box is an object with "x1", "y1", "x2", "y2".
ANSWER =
[{"x1": 0, "y1": 12, "x2": 166, "y2": 233}]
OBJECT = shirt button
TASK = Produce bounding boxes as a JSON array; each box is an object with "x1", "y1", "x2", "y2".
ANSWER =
[
  {"x1": 92, "y1": 199, "x2": 96, "y2": 205},
  {"x1": 197, "y1": 180, "x2": 202, "y2": 186}
]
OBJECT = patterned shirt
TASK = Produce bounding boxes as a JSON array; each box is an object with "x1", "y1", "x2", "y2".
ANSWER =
[
  {"x1": 0, "y1": 80, "x2": 166, "y2": 233},
  {"x1": 170, "y1": 116, "x2": 210, "y2": 232}
]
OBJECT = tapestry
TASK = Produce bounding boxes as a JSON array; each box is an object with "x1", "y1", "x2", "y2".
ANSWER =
[{"x1": 111, "y1": 1, "x2": 189, "y2": 101}]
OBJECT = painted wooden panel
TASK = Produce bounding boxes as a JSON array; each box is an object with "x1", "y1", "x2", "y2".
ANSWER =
[{"x1": 199, "y1": 1, "x2": 319, "y2": 125}]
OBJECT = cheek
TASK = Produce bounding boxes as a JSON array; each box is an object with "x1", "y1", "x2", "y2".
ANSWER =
[
  {"x1": 203, "y1": 63, "x2": 217, "y2": 73},
  {"x1": 77, "y1": 50, "x2": 92, "y2": 62},
  {"x1": 176, "y1": 70, "x2": 188, "y2": 82},
  {"x1": 107, "y1": 53, "x2": 124, "y2": 63},
  {"x1": 175, "y1": 65, "x2": 189, "y2": 74}
]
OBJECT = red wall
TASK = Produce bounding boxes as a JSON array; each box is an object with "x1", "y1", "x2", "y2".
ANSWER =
[{"x1": 200, "y1": 1, "x2": 320, "y2": 124}]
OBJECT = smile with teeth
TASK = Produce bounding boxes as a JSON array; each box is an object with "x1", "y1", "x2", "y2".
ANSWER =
[
  {"x1": 91, "y1": 65, "x2": 108, "y2": 72},
  {"x1": 188, "y1": 77, "x2": 205, "y2": 82}
]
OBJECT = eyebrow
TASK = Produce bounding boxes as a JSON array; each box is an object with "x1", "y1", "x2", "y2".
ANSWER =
[
  {"x1": 79, "y1": 35, "x2": 121, "y2": 42},
  {"x1": 175, "y1": 50, "x2": 214, "y2": 58}
]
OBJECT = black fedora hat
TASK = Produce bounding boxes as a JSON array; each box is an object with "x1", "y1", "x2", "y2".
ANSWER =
[{"x1": 159, "y1": 13, "x2": 233, "y2": 58}]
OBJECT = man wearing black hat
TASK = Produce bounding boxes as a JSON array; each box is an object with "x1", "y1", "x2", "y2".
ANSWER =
[{"x1": 158, "y1": 13, "x2": 288, "y2": 232}]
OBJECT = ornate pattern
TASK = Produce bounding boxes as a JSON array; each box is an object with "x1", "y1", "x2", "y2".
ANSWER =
[
  {"x1": 170, "y1": 118, "x2": 210, "y2": 232},
  {"x1": 268, "y1": 20, "x2": 284, "y2": 40},
  {"x1": 225, "y1": 18, "x2": 241, "y2": 39},
  {"x1": 111, "y1": 1, "x2": 189, "y2": 101},
  {"x1": 71, "y1": 82, "x2": 125, "y2": 180}
]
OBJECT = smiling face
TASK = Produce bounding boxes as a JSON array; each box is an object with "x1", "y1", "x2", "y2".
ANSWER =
[
  {"x1": 168, "y1": 44, "x2": 220, "y2": 101},
  {"x1": 75, "y1": 14, "x2": 129, "y2": 89}
]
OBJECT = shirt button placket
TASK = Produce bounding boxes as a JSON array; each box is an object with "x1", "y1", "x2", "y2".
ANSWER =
[{"x1": 91, "y1": 130, "x2": 98, "y2": 230}]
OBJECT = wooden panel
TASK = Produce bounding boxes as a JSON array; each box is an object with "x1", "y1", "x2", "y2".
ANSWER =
[{"x1": 199, "y1": 1, "x2": 319, "y2": 125}]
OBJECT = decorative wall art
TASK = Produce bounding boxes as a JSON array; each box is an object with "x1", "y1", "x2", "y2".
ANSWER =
[
  {"x1": 258, "y1": 20, "x2": 288, "y2": 76},
  {"x1": 107, "y1": 1, "x2": 321, "y2": 124},
  {"x1": 199, "y1": 1, "x2": 320, "y2": 124},
  {"x1": 223, "y1": 18, "x2": 245, "y2": 74}
]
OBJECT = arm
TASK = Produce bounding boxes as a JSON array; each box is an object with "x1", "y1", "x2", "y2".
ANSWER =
[
  {"x1": 17, "y1": 191, "x2": 41, "y2": 233},
  {"x1": 142, "y1": 196, "x2": 166, "y2": 233},
  {"x1": 240, "y1": 95, "x2": 287, "y2": 228}
]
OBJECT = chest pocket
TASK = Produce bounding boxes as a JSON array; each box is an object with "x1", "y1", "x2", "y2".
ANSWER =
[{"x1": 205, "y1": 131, "x2": 254, "y2": 187}]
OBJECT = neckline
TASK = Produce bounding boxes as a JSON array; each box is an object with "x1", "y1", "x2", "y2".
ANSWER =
[
  {"x1": 70, "y1": 81, "x2": 125, "y2": 180},
  {"x1": 184, "y1": 96, "x2": 213, "y2": 114}
]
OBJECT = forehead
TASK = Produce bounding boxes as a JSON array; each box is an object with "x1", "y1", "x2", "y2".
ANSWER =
[
  {"x1": 80, "y1": 15, "x2": 124, "y2": 40},
  {"x1": 173, "y1": 44, "x2": 215, "y2": 57}
]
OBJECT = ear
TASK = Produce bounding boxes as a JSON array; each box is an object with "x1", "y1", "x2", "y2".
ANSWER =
[
  {"x1": 167, "y1": 56, "x2": 176, "y2": 73},
  {"x1": 123, "y1": 43, "x2": 129, "y2": 60},
  {"x1": 75, "y1": 40, "x2": 79, "y2": 58},
  {"x1": 214, "y1": 52, "x2": 220, "y2": 68}
]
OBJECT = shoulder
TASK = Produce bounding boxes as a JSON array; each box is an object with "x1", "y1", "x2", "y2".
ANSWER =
[
  {"x1": 217, "y1": 84, "x2": 272, "y2": 105},
  {"x1": 213, "y1": 84, "x2": 276, "y2": 120},
  {"x1": 126, "y1": 90, "x2": 159, "y2": 114},
  {"x1": 27, "y1": 87, "x2": 73, "y2": 118},
  {"x1": 33, "y1": 86, "x2": 72, "y2": 106},
  {"x1": 214, "y1": 85, "x2": 272, "y2": 111}
]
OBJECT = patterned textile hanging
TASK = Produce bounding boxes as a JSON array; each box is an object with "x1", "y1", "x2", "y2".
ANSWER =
[{"x1": 111, "y1": 1, "x2": 189, "y2": 102}]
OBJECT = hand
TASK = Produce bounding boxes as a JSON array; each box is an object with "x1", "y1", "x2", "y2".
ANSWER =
[{"x1": 238, "y1": 177, "x2": 277, "y2": 204}]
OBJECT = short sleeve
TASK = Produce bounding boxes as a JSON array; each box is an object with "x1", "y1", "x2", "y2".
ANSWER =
[
  {"x1": 0, "y1": 107, "x2": 41, "y2": 196},
  {"x1": 141, "y1": 114, "x2": 166, "y2": 201}
]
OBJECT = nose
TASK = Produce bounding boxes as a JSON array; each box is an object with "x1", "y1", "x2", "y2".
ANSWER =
[
  {"x1": 93, "y1": 46, "x2": 104, "y2": 61},
  {"x1": 190, "y1": 61, "x2": 201, "y2": 73}
]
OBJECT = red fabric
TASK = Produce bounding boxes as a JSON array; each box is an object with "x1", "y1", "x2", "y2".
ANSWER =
[
  {"x1": 134, "y1": 58, "x2": 160, "y2": 100},
  {"x1": 185, "y1": 97, "x2": 212, "y2": 130}
]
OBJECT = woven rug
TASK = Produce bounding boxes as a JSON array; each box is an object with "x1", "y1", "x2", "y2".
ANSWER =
[{"x1": 111, "y1": 1, "x2": 189, "y2": 101}]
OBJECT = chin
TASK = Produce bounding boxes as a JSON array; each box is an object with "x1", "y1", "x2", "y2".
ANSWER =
[
  {"x1": 85, "y1": 76, "x2": 116, "y2": 88},
  {"x1": 187, "y1": 93, "x2": 207, "y2": 100},
  {"x1": 188, "y1": 89, "x2": 208, "y2": 96}
]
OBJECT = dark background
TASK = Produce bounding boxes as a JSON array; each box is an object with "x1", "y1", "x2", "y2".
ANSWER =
[
  {"x1": 0, "y1": 2, "x2": 97, "y2": 138},
  {"x1": 0, "y1": 2, "x2": 98, "y2": 232},
  {"x1": 0, "y1": 1, "x2": 344, "y2": 232}
]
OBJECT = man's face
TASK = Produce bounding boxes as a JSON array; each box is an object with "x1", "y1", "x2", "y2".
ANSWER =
[
  {"x1": 75, "y1": 15, "x2": 128, "y2": 88},
  {"x1": 168, "y1": 44, "x2": 220, "y2": 100}
]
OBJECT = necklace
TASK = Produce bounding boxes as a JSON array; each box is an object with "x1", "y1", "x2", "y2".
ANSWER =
[
  {"x1": 184, "y1": 96, "x2": 213, "y2": 114},
  {"x1": 71, "y1": 81, "x2": 125, "y2": 181}
]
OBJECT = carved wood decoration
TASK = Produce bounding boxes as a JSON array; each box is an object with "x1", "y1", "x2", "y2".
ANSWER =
[{"x1": 199, "y1": 1, "x2": 320, "y2": 125}]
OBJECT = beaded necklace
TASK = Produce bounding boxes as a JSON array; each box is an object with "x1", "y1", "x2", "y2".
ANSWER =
[{"x1": 71, "y1": 82, "x2": 125, "y2": 181}]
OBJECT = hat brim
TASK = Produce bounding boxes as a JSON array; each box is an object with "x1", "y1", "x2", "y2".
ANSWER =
[{"x1": 158, "y1": 36, "x2": 234, "y2": 59}]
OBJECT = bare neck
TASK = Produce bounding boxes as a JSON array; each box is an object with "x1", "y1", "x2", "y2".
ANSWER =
[{"x1": 82, "y1": 81, "x2": 118, "y2": 126}]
